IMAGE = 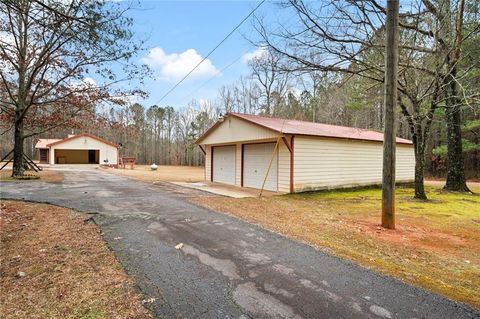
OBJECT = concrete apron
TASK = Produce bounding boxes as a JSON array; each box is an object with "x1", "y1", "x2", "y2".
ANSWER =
[{"x1": 171, "y1": 181, "x2": 280, "y2": 198}]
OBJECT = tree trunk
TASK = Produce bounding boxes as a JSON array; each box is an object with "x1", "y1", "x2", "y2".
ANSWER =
[
  {"x1": 443, "y1": 0, "x2": 470, "y2": 192},
  {"x1": 12, "y1": 113, "x2": 25, "y2": 177},
  {"x1": 444, "y1": 69, "x2": 470, "y2": 192},
  {"x1": 413, "y1": 139, "x2": 427, "y2": 200}
]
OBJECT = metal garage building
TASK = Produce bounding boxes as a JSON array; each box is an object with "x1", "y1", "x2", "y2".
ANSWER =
[
  {"x1": 195, "y1": 113, "x2": 415, "y2": 193},
  {"x1": 35, "y1": 133, "x2": 119, "y2": 165}
]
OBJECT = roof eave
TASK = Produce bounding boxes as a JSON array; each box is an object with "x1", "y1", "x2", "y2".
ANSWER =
[
  {"x1": 195, "y1": 112, "x2": 413, "y2": 145},
  {"x1": 289, "y1": 133, "x2": 413, "y2": 145},
  {"x1": 195, "y1": 112, "x2": 282, "y2": 144}
]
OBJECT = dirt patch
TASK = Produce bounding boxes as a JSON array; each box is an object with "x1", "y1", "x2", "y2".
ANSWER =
[
  {"x1": 425, "y1": 179, "x2": 480, "y2": 187},
  {"x1": 349, "y1": 216, "x2": 469, "y2": 253},
  {"x1": 103, "y1": 165, "x2": 204, "y2": 183},
  {"x1": 0, "y1": 200, "x2": 151, "y2": 319},
  {"x1": 193, "y1": 185, "x2": 480, "y2": 309},
  {"x1": 0, "y1": 169, "x2": 63, "y2": 183}
]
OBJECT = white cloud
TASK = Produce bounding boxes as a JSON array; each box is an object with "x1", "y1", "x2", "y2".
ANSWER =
[
  {"x1": 242, "y1": 47, "x2": 268, "y2": 64},
  {"x1": 142, "y1": 47, "x2": 220, "y2": 82}
]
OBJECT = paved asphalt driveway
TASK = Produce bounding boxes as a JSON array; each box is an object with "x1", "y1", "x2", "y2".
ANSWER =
[{"x1": 1, "y1": 168, "x2": 478, "y2": 319}]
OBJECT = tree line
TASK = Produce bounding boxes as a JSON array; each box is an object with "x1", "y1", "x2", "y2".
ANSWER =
[{"x1": 1, "y1": 0, "x2": 478, "y2": 201}]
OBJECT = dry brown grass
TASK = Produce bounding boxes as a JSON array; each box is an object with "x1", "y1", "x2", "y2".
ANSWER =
[
  {"x1": 0, "y1": 200, "x2": 151, "y2": 319},
  {"x1": 0, "y1": 169, "x2": 63, "y2": 183},
  {"x1": 103, "y1": 165, "x2": 204, "y2": 183},
  {"x1": 193, "y1": 184, "x2": 480, "y2": 309}
]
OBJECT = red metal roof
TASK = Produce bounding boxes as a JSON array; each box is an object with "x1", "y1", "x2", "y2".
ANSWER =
[
  {"x1": 35, "y1": 139, "x2": 61, "y2": 149},
  {"x1": 197, "y1": 112, "x2": 413, "y2": 145}
]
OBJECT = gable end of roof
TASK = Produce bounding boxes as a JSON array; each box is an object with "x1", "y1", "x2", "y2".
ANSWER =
[{"x1": 46, "y1": 133, "x2": 119, "y2": 148}]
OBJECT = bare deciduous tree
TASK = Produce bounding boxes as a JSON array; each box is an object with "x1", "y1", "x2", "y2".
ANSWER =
[
  {"x1": 0, "y1": 0, "x2": 147, "y2": 176},
  {"x1": 252, "y1": 0, "x2": 479, "y2": 199},
  {"x1": 248, "y1": 48, "x2": 290, "y2": 116}
]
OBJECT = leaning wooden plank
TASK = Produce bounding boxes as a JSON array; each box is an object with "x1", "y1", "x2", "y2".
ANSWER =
[
  {"x1": 0, "y1": 149, "x2": 13, "y2": 163},
  {"x1": 0, "y1": 158, "x2": 13, "y2": 171},
  {"x1": 23, "y1": 155, "x2": 39, "y2": 172},
  {"x1": 24, "y1": 154, "x2": 42, "y2": 171}
]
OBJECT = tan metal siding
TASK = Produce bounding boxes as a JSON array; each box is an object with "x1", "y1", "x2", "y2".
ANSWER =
[
  {"x1": 235, "y1": 144, "x2": 242, "y2": 186},
  {"x1": 200, "y1": 116, "x2": 278, "y2": 145},
  {"x1": 205, "y1": 145, "x2": 212, "y2": 181},
  {"x1": 293, "y1": 136, "x2": 414, "y2": 192},
  {"x1": 278, "y1": 140, "x2": 291, "y2": 193}
]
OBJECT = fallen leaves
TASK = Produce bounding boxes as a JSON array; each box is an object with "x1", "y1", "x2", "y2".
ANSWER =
[
  {"x1": 0, "y1": 169, "x2": 63, "y2": 182},
  {"x1": 0, "y1": 200, "x2": 151, "y2": 319}
]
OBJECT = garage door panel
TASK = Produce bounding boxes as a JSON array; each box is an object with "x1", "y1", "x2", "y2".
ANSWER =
[
  {"x1": 212, "y1": 146, "x2": 236, "y2": 185},
  {"x1": 243, "y1": 143, "x2": 278, "y2": 191}
]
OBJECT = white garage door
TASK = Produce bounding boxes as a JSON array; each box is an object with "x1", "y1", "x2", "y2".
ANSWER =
[
  {"x1": 212, "y1": 145, "x2": 236, "y2": 185},
  {"x1": 243, "y1": 143, "x2": 278, "y2": 191}
]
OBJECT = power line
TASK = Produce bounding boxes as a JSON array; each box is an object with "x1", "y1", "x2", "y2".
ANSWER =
[
  {"x1": 181, "y1": 54, "x2": 244, "y2": 102},
  {"x1": 179, "y1": 12, "x2": 301, "y2": 104},
  {"x1": 153, "y1": 0, "x2": 266, "y2": 105}
]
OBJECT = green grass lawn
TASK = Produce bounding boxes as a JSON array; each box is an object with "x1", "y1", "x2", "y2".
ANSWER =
[{"x1": 194, "y1": 184, "x2": 480, "y2": 309}]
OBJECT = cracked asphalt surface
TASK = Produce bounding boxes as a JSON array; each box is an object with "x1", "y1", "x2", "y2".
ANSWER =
[{"x1": 1, "y1": 168, "x2": 478, "y2": 319}]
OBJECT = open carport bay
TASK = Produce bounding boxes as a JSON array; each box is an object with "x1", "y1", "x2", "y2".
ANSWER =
[{"x1": 54, "y1": 149, "x2": 99, "y2": 164}]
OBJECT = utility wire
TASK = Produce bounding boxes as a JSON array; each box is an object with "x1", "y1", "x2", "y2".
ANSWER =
[
  {"x1": 181, "y1": 54, "x2": 244, "y2": 102},
  {"x1": 179, "y1": 10, "x2": 299, "y2": 104},
  {"x1": 154, "y1": 0, "x2": 266, "y2": 105}
]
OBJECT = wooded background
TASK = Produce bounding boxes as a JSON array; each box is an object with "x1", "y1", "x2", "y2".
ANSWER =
[
  {"x1": 1, "y1": 0, "x2": 478, "y2": 180},
  {"x1": 2, "y1": 68, "x2": 477, "y2": 179}
]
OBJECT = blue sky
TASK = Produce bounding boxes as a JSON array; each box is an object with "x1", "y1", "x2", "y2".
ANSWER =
[{"x1": 123, "y1": 0, "x2": 276, "y2": 109}]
